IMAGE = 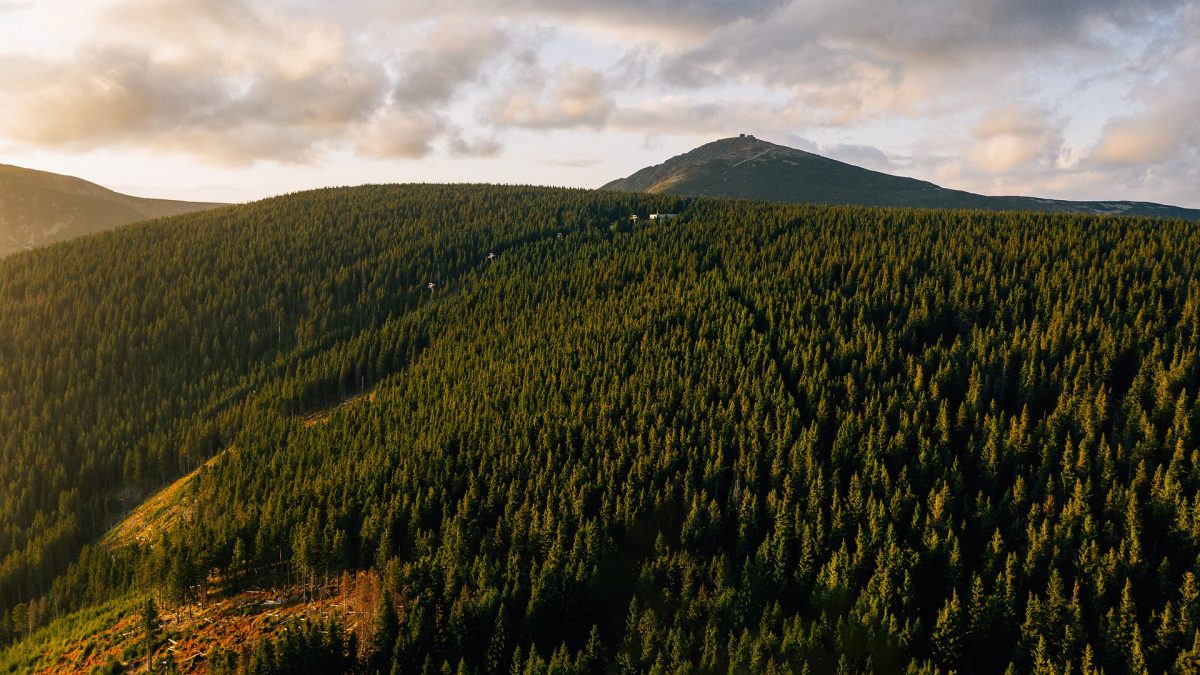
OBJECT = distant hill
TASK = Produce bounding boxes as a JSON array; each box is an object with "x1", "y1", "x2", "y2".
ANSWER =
[
  {"x1": 0, "y1": 163, "x2": 224, "y2": 256},
  {"x1": 602, "y1": 135, "x2": 1200, "y2": 219}
]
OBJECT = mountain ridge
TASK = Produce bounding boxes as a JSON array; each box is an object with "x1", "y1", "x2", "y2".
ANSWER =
[
  {"x1": 601, "y1": 135, "x2": 1200, "y2": 219},
  {"x1": 0, "y1": 163, "x2": 225, "y2": 256}
]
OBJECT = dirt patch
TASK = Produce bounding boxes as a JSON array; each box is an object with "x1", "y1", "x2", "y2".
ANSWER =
[{"x1": 38, "y1": 571, "x2": 381, "y2": 674}]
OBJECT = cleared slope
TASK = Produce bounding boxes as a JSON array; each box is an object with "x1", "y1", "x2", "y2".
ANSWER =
[
  {"x1": 0, "y1": 572, "x2": 379, "y2": 674},
  {"x1": 602, "y1": 136, "x2": 1200, "y2": 219},
  {"x1": 101, "y1": 394, "x2": 376, "y2": 551},
  {"x1": 0, "y1": 164, "x2": 224, "y2": 256},
  {"x1": 101, "y1": 453, "x2": 225, "y2": 551}
]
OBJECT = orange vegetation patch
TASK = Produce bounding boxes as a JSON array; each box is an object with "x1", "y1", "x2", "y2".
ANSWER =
[{"x1": 39, "y1": 571, "x2": 381, "y2": 674}]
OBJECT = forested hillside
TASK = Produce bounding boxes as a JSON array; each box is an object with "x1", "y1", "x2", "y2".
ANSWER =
[{"x1": 2, "y1": 185, "x2": 1200, "y2": 673}]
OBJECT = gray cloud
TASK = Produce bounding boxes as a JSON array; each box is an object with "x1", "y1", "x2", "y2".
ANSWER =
[
  {"x1": 243, "y1": 64, "x2": 390, "y2": 129},
  {"x1": 652, "y1": 0, "x2": 1188, "y2": 125},
  {"x1": 447, "y1": 131, "x2": 504, "y2": 158},
  {"x1": 512, "y1": 0, "x2": 783, "y2": 29},
  {"x1": 610, "y1": 98, "x2": 812, "y2": 138},
  {"x1": 392, "y1": 22, "x2": 510, "y2": 105},
  {"x1": 362, "y1": 0, "x2": 785, "y2": 38},
  {"x1": 824, "y1": 144, "x2": 893, "y2": 172}
]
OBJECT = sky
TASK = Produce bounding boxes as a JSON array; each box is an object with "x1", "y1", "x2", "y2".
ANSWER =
[{"x1": 0, "y1": 0, "x2": 1197, "y2": 207}]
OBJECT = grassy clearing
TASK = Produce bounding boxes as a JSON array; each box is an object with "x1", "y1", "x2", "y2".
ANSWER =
[{"x1": 101, "y1": 452, "x2": 228, "y2": 550}]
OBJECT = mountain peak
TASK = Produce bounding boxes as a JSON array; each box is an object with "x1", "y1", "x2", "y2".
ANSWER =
[
  {"x1": 602, "y1": 136, "x2": 1200, "y2": 219},
  {"x1": 600, "y1": 134, "x2": 925, "y2": 203},
  {"x1": 675, "y1": 135, "x2": 811, "y2": 163}
]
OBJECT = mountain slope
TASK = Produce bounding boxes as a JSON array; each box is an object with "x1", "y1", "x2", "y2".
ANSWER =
[
  {"x1": 602, "y1": 135, "x2": 1200, "y2": 219},
  {"x1": 0, "y1": 164, "x2": 224, "y2": 256},
  {"x1": 2, "y1": 186, "x2": 1200, "y2": 672}
]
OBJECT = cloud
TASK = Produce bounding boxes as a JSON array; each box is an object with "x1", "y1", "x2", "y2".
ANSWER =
[
  {"x1": 93, "y1": 0, "x2": 348, "y2": 79},
  {"x1": 489, "y1": 65, "x2": 614, "y2": 130},
  {"x1": 392, "y1": 22, "x2": 510, "y2": 105},
  {"x1": 823, "y1": 143, "x2": 893, "y2": 171},
  {"x1": 648, "y1": 0, "x2": 1187, "y2": 127},
  {"x1": 523, "y1": 0, "x2": 783, "y2": 33},
  {"x1": 355, "y1": 110, "x2": 442, "y2": 160},
  {"x1": 0, "y1": 2, "x2": 522, "y2": 164},
  {"x1": 1089, "y1": 9, "x2": 1199, "y2": 168},
  {"x1": 0, "y1": 44, "x2": 392, "y2": 164},
  {"x1": 1072, "y1": 2, "x2": 1200, "y2": 202},
  {"x1": 610, "y1": 97, "x2": 813, "y2": 137},
  {"x1": 363, "y1": 0, "x2": 785, "y2": 40},
  {"x1": 967, "y1": 104, "x2": 1062, "y2": 174},
  {"x1": 447, "y1": 131, "x2": 504, "y2": 158},
  {"x1": 1091, "y1": 112, "x2": 1184, "y2": 166}
]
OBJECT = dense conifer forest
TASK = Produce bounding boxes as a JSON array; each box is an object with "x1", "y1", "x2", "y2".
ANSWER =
[{"x1": 1, "y1": 184, "x2": 1199, "y2": 672}]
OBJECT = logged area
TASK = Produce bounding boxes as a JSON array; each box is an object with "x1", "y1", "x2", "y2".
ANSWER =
[{"x1": 1, "y1": 185, "x2": 1199, "y2": 673}]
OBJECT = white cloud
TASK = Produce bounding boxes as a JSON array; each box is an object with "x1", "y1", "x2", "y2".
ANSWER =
[
  {"x1": 1092, "y1": 115, "x2": 1181, "y2": 165},
  {"x1": 354, "y1": 110, "x2": 442, "y2": 160},
  {"x1": 0, "y1": 2, "x2": 515, "y2": 163},
  {"x1": 967, "y1": 105, "x2": 1062, "y2": 174},
  {"x1": 489, "y1": 65, "x2": 614, "y2": 129},
  {"x1": 1088, "y1": 10, "x2": 1199, "y2": 169}
]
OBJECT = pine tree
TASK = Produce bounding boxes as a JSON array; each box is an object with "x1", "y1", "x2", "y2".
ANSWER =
[
  {"x1": 142, "y1": 597, "x2": 160, "y2": 673},
  {"x1": 486, "y1": 604, "x2": 510, "y2": 674},
  {"x1": 371, "y1": 590, "x2": 399, "y2": 672},
  {"x1": 931, "y1": 590, "x2": 963, "y2": 669}
]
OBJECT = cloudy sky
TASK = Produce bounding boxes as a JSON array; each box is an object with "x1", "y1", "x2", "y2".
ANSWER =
[{"x1": 1, "y1": 0, "x2": 1197, "y2": 206}]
